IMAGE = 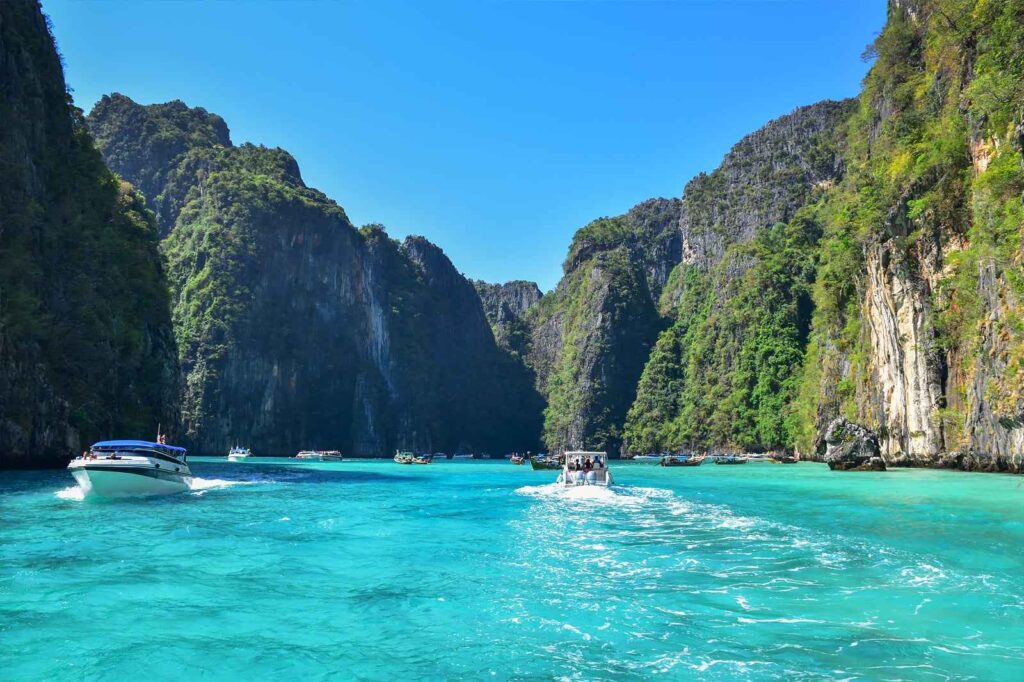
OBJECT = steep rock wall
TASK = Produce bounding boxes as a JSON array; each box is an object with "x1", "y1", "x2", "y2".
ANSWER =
[
  {"x1": 88, "y1": 95, "x2": 542, "y2": 455},
  {"x1": 528, "y1": 198, "x2": 680, "y2": 455},
  {"x1": 800, "y1": 0, "x2": 1024, "y2": 472},
  {"x1": 0, "y1": 1, "x2": 178, "y2": 468}
]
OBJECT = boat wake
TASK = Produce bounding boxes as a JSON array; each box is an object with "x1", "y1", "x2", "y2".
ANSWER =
[
  {"x1": 55, "y1": 485, "x2": 85, "y2": 501},
  {"x1": 515, "y1": 482, "x2": 664, "y2": 507},
  {"x1": 187, "y1": 477, "x2": 254, "y2": 495}
]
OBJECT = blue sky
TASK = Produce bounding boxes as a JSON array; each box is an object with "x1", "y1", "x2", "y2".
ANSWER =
[{"x1": 44, "y1": 0, "x2": 884, "y2": 291}]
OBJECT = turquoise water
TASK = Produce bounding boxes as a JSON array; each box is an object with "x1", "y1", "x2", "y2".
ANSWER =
[{"x1": 2, "y1": 459, "x2": 1023, "y2": 680}]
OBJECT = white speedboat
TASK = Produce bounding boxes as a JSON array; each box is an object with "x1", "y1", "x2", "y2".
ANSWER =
[
  {"x1": 227, "y1": 445, "x2": 251, "y2": 461},
  {"x1": 556, "y1": 451, "x2": 613, "y2": 487},
  {"x1": 632, "y1": 454, "x2": 663, "y2": 462},
  {"x1": 68, "y1": 440, "x2": 191, "y2": 497}
]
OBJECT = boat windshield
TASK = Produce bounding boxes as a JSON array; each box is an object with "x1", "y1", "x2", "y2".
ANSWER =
[{"x1": 90, "y1": 440, "x2": 187, "y2": 462}]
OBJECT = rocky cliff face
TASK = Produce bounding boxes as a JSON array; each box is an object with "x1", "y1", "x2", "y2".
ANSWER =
[
  {"x1": 87, "y1": 95, "x2": 541, "y2": 455},
  {"x1": 622, "y1": 101, "x2": 853, "y2": 454},
  {"x1": 529, "y1": 198, "x2": 681, "y2": 455},
  {"x1": 798, "y1": 0, "x2": 1024, "y2": 472},
  {"x1": 0, "y1": 1, "x2": 178, "y2": 467},
  {"x1": 677, "y1": 100, "x2": 853, "y2": 272},
  {"x1": 474, "y1": 280, "x2": 542, "y2": 358}
]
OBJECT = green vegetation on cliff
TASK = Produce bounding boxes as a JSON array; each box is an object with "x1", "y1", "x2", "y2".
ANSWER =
[
  {"x1": 88, "y1": 94, "x2": 542, "y2": 455},
  {"x1": 0, "y1": 2, "x2": 178, "y2": 467},
  {"x1": 791, "y1": 0, "x2": 1024, "y2": 469},
  {"x1": 626, "y1": 211, "x2": 821, "y2": 452},
  {"x1": 620, "y1": 101, "x2": 853, "y2": 454},
  {"x1": 529, "y1": 200, "x2": 680, "y2": 454}
]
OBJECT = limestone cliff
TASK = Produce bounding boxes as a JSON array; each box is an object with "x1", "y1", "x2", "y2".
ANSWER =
[
  {"x1": 622, "y1": 101, "x2": 854, "y2": 454},
  {"x1": 529, "y1": 198, "x2": 681, "y2": 455},
  {"x1": 473, "y1": 279, "x2": 542, "y2": 358},
  {"x1": 0, "y1": 1, "x2": 178, "y2": 467},
  {"x1": 798, "y1": 0, "x2": 1024, "y2": 472},
  {"x1": 87, "y1": 95, "x2": 541, "y2": 455}
]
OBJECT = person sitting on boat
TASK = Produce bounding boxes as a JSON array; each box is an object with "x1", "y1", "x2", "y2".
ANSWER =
[{"x1": 584, "y1": 458, "x2": 592, "y2": 472}]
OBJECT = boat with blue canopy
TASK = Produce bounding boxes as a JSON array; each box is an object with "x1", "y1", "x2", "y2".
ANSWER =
[{"x1": 68, "y1": 438, "x2": 191, "y2": 497}]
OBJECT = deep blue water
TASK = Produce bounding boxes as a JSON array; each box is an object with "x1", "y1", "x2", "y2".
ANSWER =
[{"x1": 2, "y1": 459, "x2": 1023, "y2": 680}]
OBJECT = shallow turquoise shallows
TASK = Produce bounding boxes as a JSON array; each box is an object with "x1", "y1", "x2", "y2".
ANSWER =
[{"x1": 2, "y1": 460, "x2": 1023, "y2": 680}]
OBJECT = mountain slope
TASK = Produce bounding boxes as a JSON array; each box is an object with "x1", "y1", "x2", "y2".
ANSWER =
[
  {"x1": 623, "y1": 100, "x2": 854, "y2": 454},
  {"x1": 528, "y1": 198, "x2": 681, "y2": 455},
  {"x1": 88, "y1": 95, "x2": 541, "y2": 455},
  {"x1": 795, "y1": 0, "x2": 1024, "y2": 471},
  {"x1": 0, "y1": 1, "x2": 178, "y2": 467}
]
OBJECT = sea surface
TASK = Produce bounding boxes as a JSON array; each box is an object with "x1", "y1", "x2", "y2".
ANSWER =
[{"x1": 1, "y1": 459, "x2": 1023, "y2": 680}]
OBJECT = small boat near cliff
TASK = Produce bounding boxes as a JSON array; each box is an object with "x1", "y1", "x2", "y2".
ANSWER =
[
  {"x1": 632, "y1": 454, "x2": 663, "y2": 463},
  {"x1": 530, "y1": 454, "x2": 561, "y2": 470},
  {"x1": 556, "y1": 451, "x2": 613, "y2": 487},
  {"x1": 68, "y1": 439, "x2": 191, "y2": 497},
  {"x1": 227, "y1": 445, "x2": 251, "y2": 461},
  {"x1": 770, "y1": 454, "x2": 799, "y2": 464},
  {"x1": 394, "y1": 452, "x2": 432, "y2": 465},
  {"x1": 660, "y1": 454, "x2": 704, "y2": 467}
]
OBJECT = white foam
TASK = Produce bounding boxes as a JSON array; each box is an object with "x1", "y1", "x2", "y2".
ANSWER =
[
  {"x1": 55, "y1": 485, "x2": 85, "y2": 501},
  {"x1": 899, "y1": 563, "x2": 947, "y2": 587},
  {"x1": 516, "y1": 482, "x2": 671, "y2": 509},
  {"x1": 187, "y1": 477, "x2": 253, "y2": 495}
]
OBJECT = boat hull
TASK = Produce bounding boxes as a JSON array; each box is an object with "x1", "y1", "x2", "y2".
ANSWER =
[
  {"x1": 227, "y1": 454, "x2": 249, "y2": 461},
  {"x1": 557, "y1": 469, "x2": 613, "y2": 487},
  {"x1": 530, "y1": 459, "x2": 561, "y2": 470},
  {"x1": 660, "y1": 458, "x2": 703, "y2": 467},
  {"x1": 70, "y1": 464, "x2": 189, "y2": 497}
]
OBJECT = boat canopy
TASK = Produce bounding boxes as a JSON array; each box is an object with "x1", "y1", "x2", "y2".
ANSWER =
[
  {"x1": 564, "y1": 451, "x2": 607, "y2": 467},
  {"x1": 91, "y1": 440, "x2": 187, "y2": 456}
]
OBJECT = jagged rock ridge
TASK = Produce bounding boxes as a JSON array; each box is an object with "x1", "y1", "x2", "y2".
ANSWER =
[{"x1": 87, "y1": 95, "x2": 542, "y2": 456}]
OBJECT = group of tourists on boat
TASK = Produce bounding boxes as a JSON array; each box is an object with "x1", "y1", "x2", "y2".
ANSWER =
[{"x1": 557, "y1": 451, "x2": 613, "y2": 487}]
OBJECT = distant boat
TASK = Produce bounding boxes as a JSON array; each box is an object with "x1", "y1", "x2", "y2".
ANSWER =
[
  {"x1": 770, "y1": 454, "x2": 799, "y2": 464},
  {"x1": 632, "y1": 454, "x2": 663, "y2": 463},
  {"x1": 529, "y1": 454, "x2": 561, "y2": 470},
  {"x1": 394, "y1": 451, "x2": 431, "y2": 465},
  {"x1": 227, "y1": 445, "x2": 251, "y2": 461},
  {"x1": 556, "y1": 451, "x2": 613, "y2": 487},
  {"x1": 510, "y1": 454, "x2": 526, "y2": 465},
  {"x1": 713, "y1": 454, "x2": 748, "y2": 465},
  {"x1": 660, "y1": 454, "x2": 704, "y2": 467},
  {"x1": 452, "y1": 453, "x2": 474, "y2": 460},
  {"x1": 296, "y1": 450, "x2": 343, "y2": 461},
  {"x1": 68, "y1": 439, "x2": 190, "y2": 497}
]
